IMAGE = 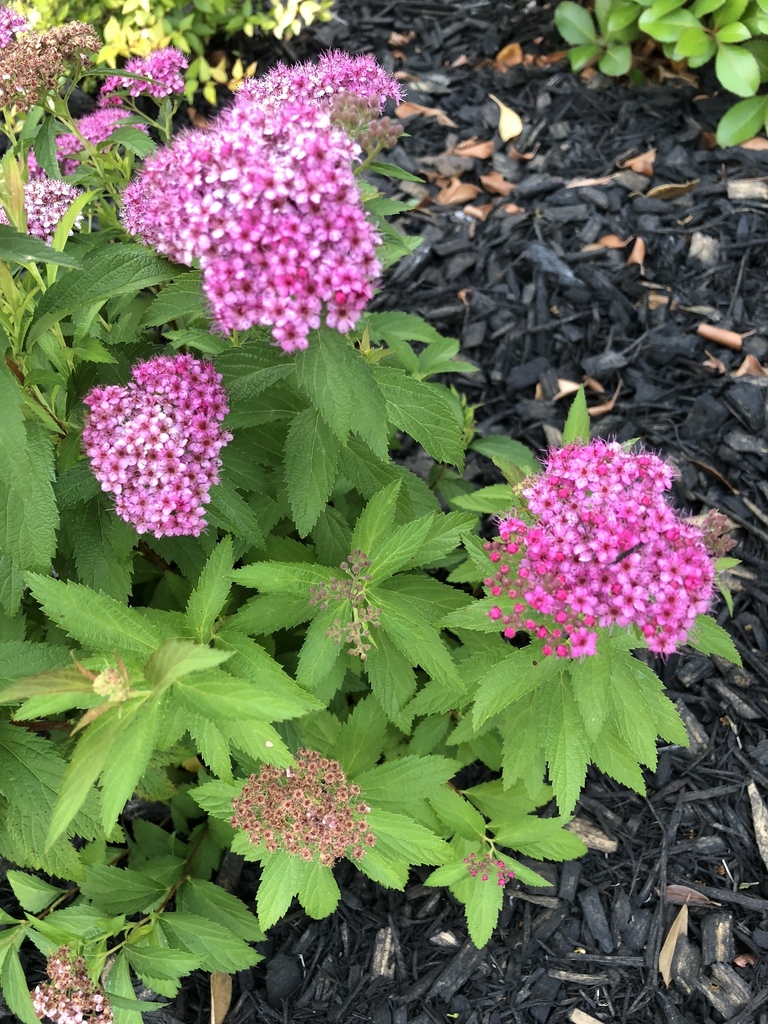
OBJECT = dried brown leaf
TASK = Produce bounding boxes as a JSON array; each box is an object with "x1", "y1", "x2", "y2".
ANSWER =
[
  {"x1": 583, "y1": 376, "x2": 606, "y2": 394},
  {"x1": 627, "y1": 237, "x2": 646, "y2": 268},
  {"x1": 665, "y1": 884, "x2": 718, "y2": 906},
  {"x1": 187, "y1": 106, "x2": 211, "y2": 129},
  {"x1": 388, "y1": 30, "x2": 416, "y2": 46},
  {"x1": 597, "y1": 233, "x2": 630, "y2": 248},
  {"x1": 452, "y1": 137, "x2": 496, "y2": 159},
  {"x1": 646, "y1": 292, "x2": 670, "y2": 310},
  {"x1": 569, "y1": 1010, "x2": 607, "y2": 1024},
  {"x1": 495, "y1": 41, "x2": 523, "y2": 69},
  {"x1": 740, "y1": 137, "x2": 768, "y2": 151},
  {"x1": 435, "y1": 178, "x2": 483, "y2": 205},
  {"x1": 659, "y1": 905, "x2": 688, "y2": 987},
  {"x1": 552, "y1": 379, "x2": 582, "y2": 401},
  {"x1": 588, "y1": 380, "x2": 622, "y2": 417},
  {"x1": 488, "y1": 94, "x2": 523, "y2": 141},
  {"x1": 696, "y1": 323, "x2": 743, "y2": 351},
  {"x1": 463, "y1": 202, "x2": 494, "y2": 221},
  {"x1": 480, "y1": 170, "x2": 515, "y2": 196},
  {"x1": 702, "y1": 349, "x2": 727, "y2": 374},
  {"x1": 566, "y1": 175, "x2": 616, "y2": 188},
  {"x1": 646, "y1": 179, "x2": 700, "y2": 200},
  {"x1": 210, "y1": 972, "x2": 232, "y2": 1024},
  {"x1": 617, "y1": 148, "x2": 657, "y2": 177},
  {"x1": 734, "y1": 953, "x2": 758, "y2": 967},
  {"x1": 506, "y1": 145, "x2": 537, "y2": 161},
  {"x1": 732, "y1": 353, "x2": 768, "y2": 377},
  {"x1": 395, "y1": 101, "x2": 458, "y2": 127},
  {"x1": 501, "y1": 202, "x2": 525, "y2": 214}
]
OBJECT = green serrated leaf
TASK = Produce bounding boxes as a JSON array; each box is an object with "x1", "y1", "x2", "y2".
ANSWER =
[
  {"x1": 472, "y1": 651, "x2": 560, "y2": 728},
  {"x1": 562, "y1": 386, "x2": 591, "y2": 444},
  {"x1": 186, "y1": 536, "x2": 233, "y2": 642},
  {"x1": 6, "y1": 870, "x2": 65, "y2": 913},
  {"x1": 0, "y1": 224, "x2": 80, "y2": 268},
  {"x1": 296, "y1": 859, "x2": 341, "y2": 919},
  {"x1": 257, "y1": 852, "x2": 302, "y2": 929},
  {"x1": 1, "y1": 945, "x2": 38, "y2": 1024},
  {"x1": 367, "y1": 808, "x2": 449, "y2": 865},
  {"x1": 450, "y1": 484, "x2": 514, "y2": 514},
  {"x1": 81, "y1": 864, "x2": 167, "y2": 914},
  {"x1": 140, "y1": 272, "x2": 205, "y2": 326},
  {"x1": 351, "y1": 481, "x2": 402, "y2": 555},
  {"x1": 206, "y1": 481, "x2": 265, "y2": 549},
  {"x1": 374, "y1": 366, "x2": 465, "y2": 468},
  {"x1": 159, "y1": 911, "x2": 260, "y2": 973},
  {"x1": 357, "y1": 754, "x2": 460, "y2": 805},
  {"x1": 178, "y1": 877, "x2": 264, "y2": 942},
  {"x1": 686, "y1": 614, "x2": 741, "y2": 662},
  {"x1": 284, "y1": 407, "x2": 340, "y2": 536},
  {"x1": 108, "y1": 124, "x2": 157, "y2": 157}
]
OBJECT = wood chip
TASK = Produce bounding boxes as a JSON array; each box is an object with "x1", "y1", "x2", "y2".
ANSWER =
[
  {"x1": 726, "y1": 178, "x2": 768, "y2": 201},
  {"x1": 565, "y1": 816, "x2": 618, "y2": 853},
  {"x1": 748, "y1": 781, "x2": 768, "y2": 873},
  {"x1": 388, "y1": 30, "x2": 416, "y2": 46},
  {"x1": 371, "y1": 926, "x2": 396, "y2": 979},
  {"x1": 569, "y1": 1010, "x2": 606, "y2": 1024},
  {"x1": 210, "y1": 972, "x2": 232, "y2": 1024},
  {"x1": 702, "y1": 912, "x2": 735, "y2": 966}
]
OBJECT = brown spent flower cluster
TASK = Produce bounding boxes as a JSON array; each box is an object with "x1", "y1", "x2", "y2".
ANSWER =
[
  {"x1": 309, "y1": 550, "x2": 382, "y2": 659},
  {"x1": 231, "y1": 748, "x2": 376, "y2": 867},
  {"x1": 32, "y1": 947, "x2": 113, "y2": 1024},
  {"x1": 0, "y1": 22, "x2": 101, "y2": 111}
]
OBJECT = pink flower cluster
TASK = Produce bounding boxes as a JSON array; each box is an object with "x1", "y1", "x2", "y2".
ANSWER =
[
  {"x1": 484, "y1": 440, "x2": 716, "y2": 657},
  {"x1": 0, "y1": 5, "x2": 27, "y2": 47},
  {"x1": 99, "y1": 46, "x2": 187, "y2": 101},
  {"x1": 121, "y1": 54, "x2": 390, "y2": 351},
  {"x1": 82, "y1": 354, "x2": 232, "y2": 538},
  {"x1": 0, "y1": 175, "x2": 83, "y2": 243},
  {"x1": 464, "y1": 852, "x2": 515, "y2": 887},
  {"x1": 32, "y1": 947, "x2": 113, "y2": 1024},
  {"x1": 237, "y1": 50, "x2": 403, "y2": 112}
]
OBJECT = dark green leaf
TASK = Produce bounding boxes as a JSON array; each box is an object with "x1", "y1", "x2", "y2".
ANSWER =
[{"x1": 284, "y1": 408, "x2": 340, "y2": 536}]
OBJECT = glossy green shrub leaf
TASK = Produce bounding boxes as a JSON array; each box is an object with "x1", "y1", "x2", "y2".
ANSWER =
[
  {"x1": 569, "y1": 42, "x2": 604, "y2": 69},
  {"x1": 599, "y1": 42, "x2": 633, "y2": 74},
  {"x1": 555, "y1": 1, "x2": 598, "y2": 43},
  {"x1": 638, "y1": 6, "x2": 699, "y2": 40},
  {"x1": 676, "y1": 24, "x2": 713, "y2": 56},
  {"x1": 716, "y1": 40, "x2": 761, "y2": 94},
  {"x1": 716, "y1": 94, "x2": 768, "y2": 144},
  {"x1": 716, "y1": 20, "x2": 752, "y2": 42}
]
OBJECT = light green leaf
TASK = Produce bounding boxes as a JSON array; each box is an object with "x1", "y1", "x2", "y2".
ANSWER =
[
  {"x1": 159, "y1": 911, "x2": 260, "y2": 973},
  {"x1": 368, "y1": 514, "x2": 436, "y2": 583},
  {"x1": 377, "y1": 590, "x2": 464, "y2": 691},
  {"x1": 333, "y1": 696, "x2": 388, "y2": 775},
  {"x1": 297, "y1": 859, "x2": 341, "y2": 919},
  {"x1": 555, "y1": 0, "x2": 598, "y2": 43},
  {"x1": 493, "y1": 816, "x2": 587, "y2": 861},
  {"x1": 428, "y1": 786, "x2": 487, "y2": 841},
  {"x1": 1, "y1": 946, "x2": 38, "y2": 1024},
  {"x1": 599, "y1": 42, "x2": 632, "y2": 74},
  {"x1": 6, "y1": 870, "x2": 65, "y2": 913},
  {"x1": 450, "y1": 484, "x2": 514, "y2": 514},
  {"x1": 215, "y1": 630, "x2": 321, "y2": 718},
  {"x1": 206, "y1": 481, "x2": 265, "y2": 549},
  {"x1": 470, "y1": 435, "x2": 539, "y2": 475},
  {"x1": 178, "y1": 877, "x2": 264, "y2": 942},
  {"x1": 98, "y1": 700, "x2": 161, "y2": 830},
  {"x1": 716, "y1": 41, "x2": 761, "y2": 94},
  {"x1": 500, "y1": 696, "x2": 547, "y2": 798},
  {"x1": 27, "y1": 575, "x2": 163, "y2": 655},
  {"x1": 367, "y1": 808, "x2": 449, "y2": 865},
  {"x1": 356, "y1": 755, "x2": 460, "y2": 805},
  {"x1": 687, "y1": 614, "x2": 741, "y2": 662},
  {"x1": 351, "y1": 481, "x2": 402, "y2": 556},
  {"x1": 569, "y1": 42, "x2": 603, "y2": 69},
  {"x1": 144, "y1": 639, "x2": 232, "y2": 689},
  {"x1": 257, "y1": 852, "x2": 302, "y2": 929},
  {"x1": 716, "y1": 20, "x2": 752, "y2": 42},
  {"x1": 462, "y1": 872, "x2": 505, "y2": 948},
  {"x1": 296, "y1": 327, "x2": 388, "y2": 455},
  {"x1": 366, "y1": 631, "x2": 417, "y2": 729},
  {"x1": 70, "y1": 498, "x2": 134, "y2": 601},
  {"x1": 637, "y1": 6, "x2": 699, "y2": 40},
  {"x1": 28, "y1": 244, "x2": 175, "y2": 342},
  {"x1": 284, "y1": 407, "x2": 340, "y2": 536},
  {"x1": 81, "y1": 864, "x2": 167, "y2": 914},
  {"x1": 540, "y1": 676, "x2": 590, "y2": 815},
  {"x1": 562, "y1": 386, "x2": 590, "y2": 444},
  {"x1": 186, "y1": 536, "x2": 233, "y2": 642},
  {"x1": 473, "y1": 651, "x2": 560, "y2": 728},
  {"x1": 234, "y1": 560, "x2": 335, "y2": 594},
  {"x1": 139, "y1": 272, "x2": 205, "y2": 326},
  {"x1": 109, "y1": 124, "x2": 157, "y2": 157},
  {"x1": 716, "y1": 94, "x2": 768, "y2": 145},
  {"x1": 0, "y1": 224, "x2": 80, "y2": 268},
  {"x1": 374, "y1": 366, "x2": 465, "y2": 468},
  {"x1": 106, "y1": 951, "x2": 144, "y2": 1024}
]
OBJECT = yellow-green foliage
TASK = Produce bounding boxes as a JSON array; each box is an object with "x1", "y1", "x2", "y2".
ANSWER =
[{"x1": 28, "y1": 0, "x2": 334, "y2": 103}]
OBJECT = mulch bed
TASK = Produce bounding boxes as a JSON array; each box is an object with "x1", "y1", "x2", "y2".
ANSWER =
[{"x1": 8, "y1": 2, "x2": 768, "y2": 1023}]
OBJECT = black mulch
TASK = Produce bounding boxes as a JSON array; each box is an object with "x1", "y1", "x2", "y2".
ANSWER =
[{"x1": 8, "y1": 3, "x2": 768, "y2": 1023}]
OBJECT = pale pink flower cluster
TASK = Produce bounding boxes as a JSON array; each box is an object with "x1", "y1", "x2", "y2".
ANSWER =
[
  {"x1": 237, "y1": 50, "x2": 403, "y2": 112},
  {"x1": 99, "y1": 46, "x2": 187, "y2": 101},
  {"x1": 121, "y1": 87, "x2": 381, "y2": 350},
  {"x1": 0, "y1": 175, "x2": 83, "y2": 243},
  {"x1": 32, "y1": 947, "x2": 113, "y2": 1024},
  {"x1": 0, "y1": 5, "x2": 27, "y2": 47},
  {"x1": 82, "y1": 354, "x2": 232, "y2": 538},
  {"x1": 484, "y1": 440, "x2": 716, "y2": 657}
]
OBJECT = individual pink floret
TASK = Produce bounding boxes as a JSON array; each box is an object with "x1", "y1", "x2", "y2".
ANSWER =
[
  {"x1": 82, "y1": 354, "x2": 232, "y2": 538},
  {"x1": 99, "y1": 46, "x2": 187, "y2": 101},
  {"x1": 484, "y1": 439, "x2": 716, "y2": 657}
]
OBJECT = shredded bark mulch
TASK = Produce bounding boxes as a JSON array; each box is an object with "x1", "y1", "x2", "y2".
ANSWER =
[{"x1": 4, "y1": 2, "x2": 768, "y2": 1023}]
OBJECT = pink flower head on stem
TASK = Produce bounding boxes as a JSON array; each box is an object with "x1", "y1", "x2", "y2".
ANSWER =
[
  {"x1": 99, "y1": 46, "x2": 187, "y2": 101},
  {"x1": 484, "y1": 439, "x2": 716, "y2": 657},
  {"x1": 0, "y1": 175, "x2": 83, "y2": 243},
  {"x1": 121, "y1": 84, "x2": 381, "y2": 351},
  {"x1": 0, "y1": 5, "x2": 27, "y2": 48},
  {"x1": 82, "y1": 354, "x2": 232, "y2": 538}
]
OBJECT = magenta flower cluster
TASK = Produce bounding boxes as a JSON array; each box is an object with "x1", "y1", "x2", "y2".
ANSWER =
[
  {"x1": 0, "y1": 5, "x2": 27, "y2": 47},
  {"x1": 99, "y1": 46, "x2": 187, "y2": 101},
  {"x1": 237, "y1": 49, "x2": 403, "y2": 112},
  {"x1": 121, "y1": 53, "x2": 396, "y2": 351},
  {"x1": 484, "y1": 440, "x2": 716, "y2": 657},
  {"x1": 82, "y1": 354, "x2": 232, "y2": 538},
  {"x1": 0, "y1": 175, "x2": 83, "y2": 243}
]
